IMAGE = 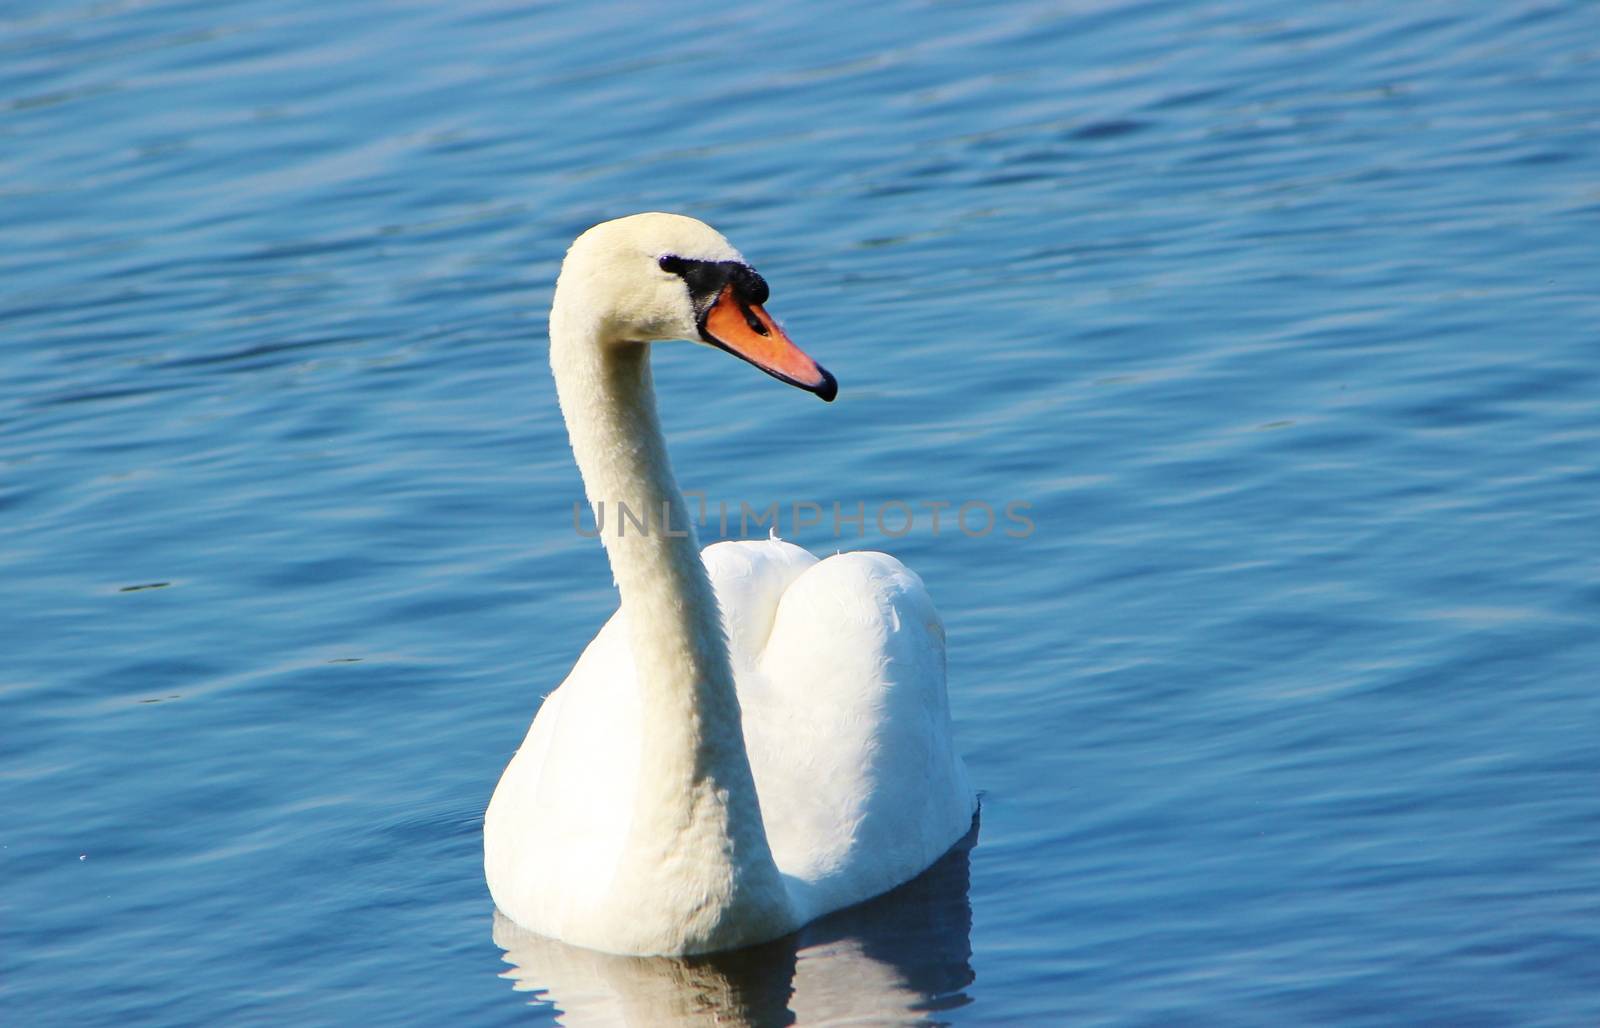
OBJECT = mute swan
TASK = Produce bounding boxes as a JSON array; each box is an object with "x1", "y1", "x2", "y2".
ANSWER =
[{"x1": 484, "y1": 212, "x2": 975, "y2": 957}]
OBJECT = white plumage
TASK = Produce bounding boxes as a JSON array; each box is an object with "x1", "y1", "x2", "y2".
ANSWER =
[{"x1": 484, "y1": 213, "x2": 975, "y2": 956}]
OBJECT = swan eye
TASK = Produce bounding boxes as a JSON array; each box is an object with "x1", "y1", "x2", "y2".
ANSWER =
[{"x1": 659, "y1": 255, "x2": 729, "y2": 304}]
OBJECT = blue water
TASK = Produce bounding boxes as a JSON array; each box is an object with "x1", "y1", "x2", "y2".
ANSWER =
[{"x1": 4, "y1": 0, "x2": 1599, "y2": 1023}]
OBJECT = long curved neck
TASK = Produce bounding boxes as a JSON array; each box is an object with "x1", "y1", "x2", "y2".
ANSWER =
[{"x1": 548, "y1": 290, "x2": 792, "y2": 951}]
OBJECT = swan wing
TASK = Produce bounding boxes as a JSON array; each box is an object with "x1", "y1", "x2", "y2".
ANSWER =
[{"x1": 706, "y1": 540, "x2": 977, "y2": 922}]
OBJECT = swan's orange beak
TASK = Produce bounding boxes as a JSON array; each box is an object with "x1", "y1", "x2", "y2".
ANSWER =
[{"x1": 700, "y1": 285, "x2": 837, "y2": 402}]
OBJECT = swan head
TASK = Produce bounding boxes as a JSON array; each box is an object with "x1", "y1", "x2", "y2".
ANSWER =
[{"x1": 558, "y1": 212, "x2": 837, "y2": 401}]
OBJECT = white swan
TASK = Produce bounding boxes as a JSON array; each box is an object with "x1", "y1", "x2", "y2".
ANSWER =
[{"x1": 484, "y1": 212, "x2": 975, "y2": 956}]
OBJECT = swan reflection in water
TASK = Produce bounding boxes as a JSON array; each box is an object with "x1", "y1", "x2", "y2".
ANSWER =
[{"x1": 493, "y1": 820, "x2": 978, "y2": 1026}]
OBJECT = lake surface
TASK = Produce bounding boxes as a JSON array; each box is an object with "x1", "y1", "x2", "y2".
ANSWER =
[{"x1": 4, "y1": 0, "x2": 1599, "y2": 1023}]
